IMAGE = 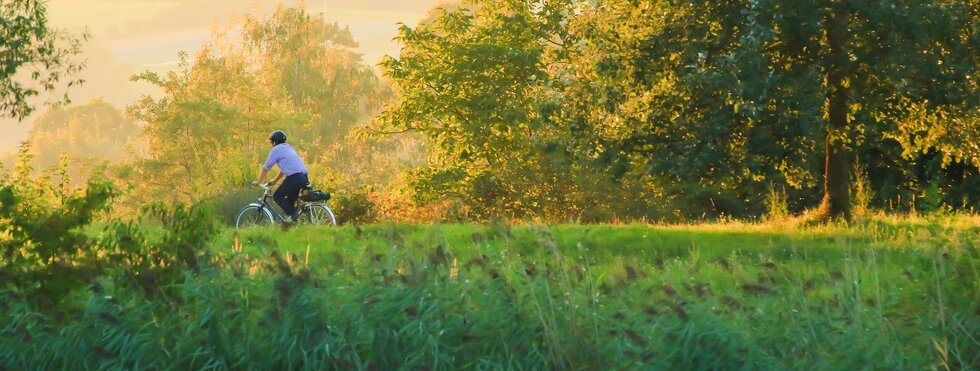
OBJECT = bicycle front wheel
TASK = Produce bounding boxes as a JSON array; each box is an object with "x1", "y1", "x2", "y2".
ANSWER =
[
  {"x1": 236, "y1": 205, "x2": 275, "y2": 228},
  {"x1": 300, "y1": 203, "x2": 336, "y2": 226}
]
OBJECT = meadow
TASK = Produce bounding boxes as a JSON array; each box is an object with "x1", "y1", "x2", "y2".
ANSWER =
[
  {"x1": 3, "y1": 1, "x2": 980, "y2": 369},
  {"x1": 3, "y1": 215, "x2": 977, "y2": 369}
]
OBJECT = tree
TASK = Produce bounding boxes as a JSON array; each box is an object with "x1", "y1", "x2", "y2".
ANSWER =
[
  {"x1": 24, "y1": 98, "x2": 140, "y2": 180},
  {"x1": 562, "y1": 0, "x2": 978, "y2": 220},
  {"x1": 375, "y1": 0, "x2": 607, "y2": 220},
  {"x1": 1, "y1": 0, "x2": 87, "y2": 121},
  {"x1": 376, "y1": 0, "x2": 979, "y2": 221},
  {"x1": 125, "y1": 6, "x2": 395, "y2": 210}
]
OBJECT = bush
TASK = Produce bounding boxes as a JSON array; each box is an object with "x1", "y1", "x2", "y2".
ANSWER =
[
  {"x1": 0, "y1": 154, "x2": 220, "y2": 310},
  {"x1": 207, "y1": 186, "x2": 266, "y2": 226},
  {"x1": 0, "y1": 176, "x2": 116, "y2": 310},
  {"x1": 331, "y1": 187, "x2": 376, "y2": 224}
]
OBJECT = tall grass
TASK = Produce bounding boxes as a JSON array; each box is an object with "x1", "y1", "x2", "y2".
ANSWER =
[{"x1": 2, "y1": 217, "x2": 978, "y2": 369}]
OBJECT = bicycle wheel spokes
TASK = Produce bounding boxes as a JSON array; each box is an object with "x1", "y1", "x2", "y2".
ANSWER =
[
  {"x1": 236, "y1": 206, "x2": 274, "y2": 228},
  {"x1": 301, "y1": 204, "x2": 336, "y2": 226}
]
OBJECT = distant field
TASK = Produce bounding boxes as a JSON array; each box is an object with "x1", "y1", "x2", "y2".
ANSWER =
[{"x1": 203, "y1": 217, "x2": 979, "y2": 369}]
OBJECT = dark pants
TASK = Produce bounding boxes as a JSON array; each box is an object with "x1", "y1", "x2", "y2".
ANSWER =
[{"x1": 274, "y1": 173, "x2": 308, "y2": 220}]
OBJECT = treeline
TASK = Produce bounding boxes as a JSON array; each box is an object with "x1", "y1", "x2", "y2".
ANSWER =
[
  {"x1": 372, "y1": 0, "x2": 979, "y2": 222},
  {"x1": 7, "y1": 1, "x2": 980, "y2": 223}
]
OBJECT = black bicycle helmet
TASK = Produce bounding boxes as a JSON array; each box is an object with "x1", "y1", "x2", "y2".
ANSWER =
[{"x1": 269, "y1": 130, "x2": 287, "y2": 144}]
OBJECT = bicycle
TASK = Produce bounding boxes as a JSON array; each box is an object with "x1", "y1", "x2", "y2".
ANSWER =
[{"x1": 235, "y1": 183, "x2": 336, "y2": 228}]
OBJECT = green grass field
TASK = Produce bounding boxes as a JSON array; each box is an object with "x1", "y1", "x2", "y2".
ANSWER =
[
  {"x1": 203, "y1": 216, "x2": 979, "y2": 369},
  {"x1": 3, "y1": 216, "x2": 978, "y2": 369}
]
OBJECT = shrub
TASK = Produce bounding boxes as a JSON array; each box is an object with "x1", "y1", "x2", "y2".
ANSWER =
[
  {"x1": 0, "y1": 175, "x2": 116, "y2": 310},
  {"x1": 331, "y1": 187, "x2": 376, "y2": 224}
]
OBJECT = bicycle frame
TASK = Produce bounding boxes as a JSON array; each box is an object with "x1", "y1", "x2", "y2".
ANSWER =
[
  {"x1": 248, "y1": 184, "x2": 288, "y2": 222},
  {"x1": 250, "y1": 183, "x2": 330, "y2": 223}
]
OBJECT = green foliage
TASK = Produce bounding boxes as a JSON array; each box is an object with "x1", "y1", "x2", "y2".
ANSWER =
[
  {"x1": 376, "y1": 0, "x2": 671, "y2": 221},
  {"x1": 19, "y1": 98, "x2": 141, "y2": 183},
  {"x1": 121, "y1": 5, "x2": 402, "y2": 213},
  {"x1": 0, "y1": 147, "x2": 219, "y2": 310},
  {"x1": 375, "y1": 0, "x2": 980, "y2": 222},
  {"x1": 0, "y1": 175, "x2": 115, "y2": 309},
  {"x1": 378, "y1": 0, "x2": 554, "y2": 219},
  {"x1": 330, "y1": 186, "x2": 376, "y2": 225},
  {"x1": 1, "y1": 220, "x2": 978, "y2": 368},
  {"x1": 107, "y1": 202, "x2": 218, "y2": 298},
  {"x1": 205, "y1": 186, "x2": 263, "y2": 226},
  {"x1": 764, "y1": 185, "x2": 790, "y2": 222},
  {"x1": 564, "y1": 0, "x2": 978, "y2": 219},
  {"x1": 850, "y1": 161, "x2": 873, "y2": 217},
  {"x1": 0, "y1": 0, "x2": 88, "y2": 121}
]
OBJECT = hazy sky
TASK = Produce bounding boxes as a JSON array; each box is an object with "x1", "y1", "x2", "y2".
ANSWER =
[{"x1": 0, "y1": 0, "x2": 443, "y2": 152}]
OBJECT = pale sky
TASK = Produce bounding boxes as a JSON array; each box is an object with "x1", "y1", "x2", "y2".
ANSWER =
[{"x1": 0, "y1": 0, "x2": 443, "y2": 152}]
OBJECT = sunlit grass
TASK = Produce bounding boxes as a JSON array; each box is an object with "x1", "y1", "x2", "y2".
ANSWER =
[{"x1": 3, "y1": 215, "x2": 977, "y2": 368}]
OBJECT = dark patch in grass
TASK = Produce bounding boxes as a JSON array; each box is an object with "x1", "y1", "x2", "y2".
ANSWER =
[
  {"x1": 722, "y1": 295, "x2": 743, "y2": 310},
  {"x1": 741, "y1": 284, "x2": 771, "y2": 295},
  {"x1": 644, "y1": 306, "x2": 660, "y2": 316},
  {"x1": 98, "y1": 311, "x2": 118, "y2": 324},
  {"x1": 625, "y1": 265, "x2": 642, "y2": 280},
  {"x1": 803, "y1": 279, "x2": 816, "y2": 293},
  {"x1": 465, "y1": 255, "x2": 488, "y2": 268},
  {"x1": 687, "y1": 282, "x2": 710, "y2": 298},
  {"x1": 831, "y1": 271, "x2": 844, "y2": 282},
  {"x1": 762, "y1": 262, "x2": 777, "y2": 270},
  {"x1": 428, "y1": 245, "x2": 450, "y2": 266},
  {"x1": 670, "y1": 303, "x2": 689, "y2": 321},
  {"x1": 661, "y1": 283, "x2": 678, "y2": 297},
  {"x1": 92, "y1": 345, "x2": 112, "y2": 359},
  {"x1": 525, "y1": 264, "x2": 537, "y2": 277},
  {"x1": 613, "y1": 312, "x2": 626, "y2": 320},
  {"x1": 717, "y1": 258, "x2": 732, "y2": 272},
  {"x1": 758, "y1": 275, "x2": 778, "y2": 286},
  {"x1": 624, "y1": 329, "x2": 648, "y2": 346},
  {"x1": 404, "y1": 305, "x2": 419, "y2": 317},
  {"x1": 903, "y1": 269, "x2": 915, "y2": 280}
]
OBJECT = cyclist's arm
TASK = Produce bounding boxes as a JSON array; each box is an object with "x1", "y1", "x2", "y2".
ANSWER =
[
  {"x1": 270, "y1": 171, "x2": 285, "y2": 185},
  {"x1": 254, "y1": 168, "x2": 271, "y2": 186},
  {"x1": 254, "y1": 148, "x2": 281, "y2": 185}
]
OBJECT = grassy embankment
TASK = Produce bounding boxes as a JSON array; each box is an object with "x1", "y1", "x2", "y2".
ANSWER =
[
  {"x1": 206, "y1": 216, "x2": 978, "y2": 369},
  {"x1": 4, "y1": 216, "x2": 978, "y2": 369}
]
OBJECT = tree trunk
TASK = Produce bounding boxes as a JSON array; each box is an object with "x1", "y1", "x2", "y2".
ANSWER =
[{"x1": 818, "y1": 0, "x2": 851, "y2": 221}]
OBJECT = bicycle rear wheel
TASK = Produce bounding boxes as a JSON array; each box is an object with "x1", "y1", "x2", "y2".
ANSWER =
[
  {"x1": 236, "y1": 205, "x2": 275, "y2": 228},
  {"x1": 300, "y1": 203, "x2": 336, "y2": 226}
]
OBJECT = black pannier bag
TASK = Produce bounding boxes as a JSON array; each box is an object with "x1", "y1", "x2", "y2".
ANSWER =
[{"x1": 300, "y1": 190, "x2": 331, "y2": 202}]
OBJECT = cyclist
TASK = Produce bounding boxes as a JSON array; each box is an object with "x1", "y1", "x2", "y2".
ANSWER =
[{"x1": 252, "y1": 130, "x2": 309, "y2": 224}]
